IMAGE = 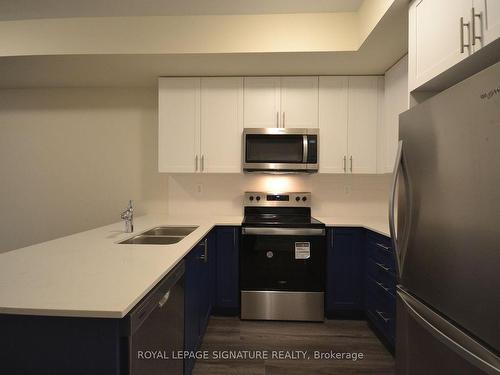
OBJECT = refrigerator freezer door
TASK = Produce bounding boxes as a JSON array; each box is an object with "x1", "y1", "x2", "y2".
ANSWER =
[
  {"x1": 397, "y1": 61, "x2": 500, "y2": 353},
  {"x1": 397, "y1": 289, "x2": 500, "y2": 375}
]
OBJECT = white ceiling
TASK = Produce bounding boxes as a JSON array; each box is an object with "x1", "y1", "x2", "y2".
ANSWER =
[
  {"x1": 0, "y1": 0, "x2": 364, "y2": 20},
  {"x1": 0, "y1": 0, "x2": 408, "y2": 88}
]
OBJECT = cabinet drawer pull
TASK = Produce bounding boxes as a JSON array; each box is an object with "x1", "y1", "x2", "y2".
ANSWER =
[
  {"x1": 276, "y1": 111, "x2": 279, "y2": 127},
  {"x1": 158, "y1": 290, "x2": 171, "y2": 308},
  {"x1": 376, "y1": 310, "x2": 390, "y2": 323},
  {"x1": 375, "y1": 262, "x2": 390, "y2": 272},
  {"x1": 349, "y1": 156, "x2": 353, "y2": 172},
  {"x1": 376, "y1": 281, "x2": 390, "y2": 293},
  {"x1": 195, "y1": 155, "x2": 198, "y2": 171},
  {"x1": 376, "y1": 243, "x2": 391, "y2": 251},
  {"x1": 343, "y1": 156, "x2": 346, "y2": 172}
]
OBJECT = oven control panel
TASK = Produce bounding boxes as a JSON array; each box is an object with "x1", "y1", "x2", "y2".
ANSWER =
[{"x1": 244, "y1": 192, "x2": 311, "y2": 207}]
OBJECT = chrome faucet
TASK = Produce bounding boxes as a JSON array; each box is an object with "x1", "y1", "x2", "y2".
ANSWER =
[{"x1": 121, "y1": 200, "x2": 134, "y2": 233}]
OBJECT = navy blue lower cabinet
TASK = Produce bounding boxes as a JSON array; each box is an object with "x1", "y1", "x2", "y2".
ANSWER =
[
  {"x1": 0, "y1": 314, "x2": 122, "y2": 375},
  {"x1": 208, "y1": 229, "x2": 217, "y2": 310},
  {"x1": 364, "y1": 231, "x2": 396, "y2": 351},
  {"x1": 326, "y1": 228, "x2": 364, "y2": 317},
  {"x1": 213, "y1": 226, "x2": 240, "y2": 315},
  {"x1": 198, "y1": 239, "x2": 211, "y2": 340},
  {"x1": 184, "y1": 237, "x2": 211, "y2": 375}
]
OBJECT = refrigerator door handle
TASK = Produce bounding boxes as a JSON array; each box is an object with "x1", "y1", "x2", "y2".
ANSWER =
[
  {"x1": 398, "y1": 290, "x2": 500, "y2": 375},
  {"x1": 389, "y1": 141, "x2": 401, "y2": 276},
  {"x1": 389, "y1": 140, "x2": 411, "y2": 279}
]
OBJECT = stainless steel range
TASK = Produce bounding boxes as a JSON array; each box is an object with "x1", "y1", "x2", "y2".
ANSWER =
[{"x1": 240, "y1": 192, "x2": 326, "y2": 322}]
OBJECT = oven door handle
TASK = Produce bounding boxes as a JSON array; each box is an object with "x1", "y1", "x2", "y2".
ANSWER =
[{"x1": 242, "y1": 227, "x2": 325, "y2": 236}]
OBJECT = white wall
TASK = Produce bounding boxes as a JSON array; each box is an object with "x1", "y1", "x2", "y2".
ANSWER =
[
  {"x1": 0, "y1": 87, "x2": 392, "y2": 253},
  {"x1": 0, "y1": 13, "x2": 358, "y2": 56},
  {"x1": 0, "y1": 88, "x2": 168, "y2": 252},
  {"x1": 167, "y1": 173, "x2": 391, "y2": 219}
]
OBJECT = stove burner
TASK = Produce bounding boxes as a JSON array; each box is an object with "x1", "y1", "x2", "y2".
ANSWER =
[{"x1": 242, "y1": 192, "x2": 324, "y2": 229}]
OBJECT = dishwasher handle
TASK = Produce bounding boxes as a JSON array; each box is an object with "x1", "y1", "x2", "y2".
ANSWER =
[
  {"x1": 158, "y1": 291, "x2": 171, "y2": 308},
  {"x1": 125, "y1": 261, "x2": 185, "y2": 336}
]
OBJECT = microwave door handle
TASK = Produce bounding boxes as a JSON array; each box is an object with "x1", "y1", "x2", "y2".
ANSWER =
[{"x1": 302, "y1": 135, "x2": 308, "y2": 163}]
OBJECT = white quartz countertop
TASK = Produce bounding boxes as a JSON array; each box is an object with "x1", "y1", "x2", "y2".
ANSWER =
[
  {"x1": 0, "y1": 214, "x2": 242, "y2": 319},
  {"x1": 317, "y1": 216, "x2": 390, "y2": 237},
  {"x1": 0, "y1": 213, "x2": 389, "y2": 319}
]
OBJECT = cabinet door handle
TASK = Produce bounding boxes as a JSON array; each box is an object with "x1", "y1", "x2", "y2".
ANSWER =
[
  {"x1": 349, "y1": 156, "x2": 353, "y2": 172},
  {"x1": 460, "y1": 16, "x2": 470, "y2": 53},
  {"x1": 158, "y1": 290, "x2": 171, "y2": 308},
  {"x1": 471, "y1": 7, "x2": 482, "y2": 46},
  {"x1": 195, "y1": 155, "x2": 198, "y2": 172},
  {"x1": 343, "y1": 156, "x2": 347, "y2": 172},
  {"x1": 198, "y1": 239, "x2": 208, "y2": 263},
  {"x1": 276, "y1": 111, "x2": 280, "y2": 128},
  {"x1": 282, "y1": 112, "x2": 285, "y2": 128},
  {"x1": 376, "y1": 310, "x2": 390, "y2": 323},
  {"x1": 201, "y1": 155, "x2": 205, "y2": 172}
]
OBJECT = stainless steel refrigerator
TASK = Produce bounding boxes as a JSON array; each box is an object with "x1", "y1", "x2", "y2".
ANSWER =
[{"x1": 391, "y1": 61, "x2": 500, "y2": 375}]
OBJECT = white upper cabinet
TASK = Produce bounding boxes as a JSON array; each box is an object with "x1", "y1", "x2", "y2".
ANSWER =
[
  {"x1": 318, "y1": 77, "x2": 349, "y2": 173},
  {"x1": 243, "y1": 76, "x2": 318, "y2": 128},
  {"x1": 160, "y1": 75, "x2": 384, "y2": 174},
  {"x1": 382, "y1": 56, "x2": 409, "y2": 174},
  {"x1": 409, "y1": 0, "x2": 500, "y2": 91},
  {"x1": 473, "y1": 0, "x2": 500, "y2": 49},
  {"x1": 280, "y1": 77, "x2": 319, "y2": 129},
  {"x1": 243, "y1": 77, "x2": 281, "y2": 128},
  {"x1": 158, "y1": 77, "x2": 242, "y2": 173},
  {"x1": 348, "y1": 76, "x2": 381, "y2": 174},
  {"x1": 318, "y1": 76, "x2": 382, "y2": 174},
  {"x1": 200, "y1": 77, "x2": 243, "y2": 173},
  {"x1": 158, "y1": 77, "x2": 200, "y2": 173},
  {"x1": 409, "y1": 0, "x2": 471, "y2": 91}
]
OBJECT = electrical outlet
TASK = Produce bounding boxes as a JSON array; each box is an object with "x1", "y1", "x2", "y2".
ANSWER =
[
  {"x1": 196, "y1": 184, "x2": 203, "y2": 194},
  {"x1": 344, "y1": 185, "x2": 351, "y2": 196}
]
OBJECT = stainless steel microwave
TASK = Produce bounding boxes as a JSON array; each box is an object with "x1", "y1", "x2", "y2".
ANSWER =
[{"x1": 243, "y1": 128, "x2": 319, "y2": 173}]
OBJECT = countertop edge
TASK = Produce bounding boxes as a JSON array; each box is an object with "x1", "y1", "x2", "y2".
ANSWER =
[{"x1": 0, "y1": 215, "x2": 390, "y2": 318}]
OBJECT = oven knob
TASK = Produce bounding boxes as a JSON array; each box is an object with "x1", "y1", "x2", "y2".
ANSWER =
[
  {"x1": 302, "y1": 196, "x2": 307, "y2": 202},
  {"x1": 266, "y1": 251, "x2": 274, "y2": 258},
  {"x1": 256, "y1": 196, "x2": 261, "y2": 201},
  {"x1": 249, "y1": 196, "x2": 254, "y2": 201},
  {"x1": 295, "y1": 196, "x2": 300, "y2": 202}
]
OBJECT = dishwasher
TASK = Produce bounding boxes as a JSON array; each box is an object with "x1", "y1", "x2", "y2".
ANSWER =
[{"x1": 123, "y1": 261, "x2": 185, "y2": 375}]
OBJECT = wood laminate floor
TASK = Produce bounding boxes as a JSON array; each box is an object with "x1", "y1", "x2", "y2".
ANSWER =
[{"x1": 193, "y1": 317, "x2": 395, "y2": 375}]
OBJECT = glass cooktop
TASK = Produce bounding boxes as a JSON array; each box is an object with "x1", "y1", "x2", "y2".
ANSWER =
[{"x1": 243, "y1": 212, "x2": 324, "y2": 228}]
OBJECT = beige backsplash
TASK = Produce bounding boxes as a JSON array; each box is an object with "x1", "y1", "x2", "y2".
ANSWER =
[{"x1": 167, "y1": 173, "x2": 391, "y2": 219}]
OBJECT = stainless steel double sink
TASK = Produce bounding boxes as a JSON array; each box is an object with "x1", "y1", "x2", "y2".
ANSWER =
[{"x1": 119, "y1": 226, "x2": 198, "y2": 245}]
